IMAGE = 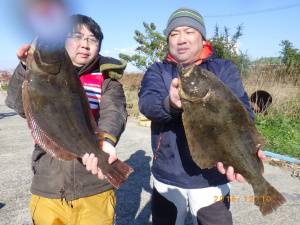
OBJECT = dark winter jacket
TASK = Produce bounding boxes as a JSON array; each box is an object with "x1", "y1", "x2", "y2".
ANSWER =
[
  {"x1": 5, "y1": 55, "x2": 127, "y2": 200},
  {"x1": 139, "y1": 54, "x2": 254, "y2": 189}
]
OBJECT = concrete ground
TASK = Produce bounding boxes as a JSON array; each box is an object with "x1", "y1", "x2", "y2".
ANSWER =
[{"x1": 0, "y1": 91, "x2": 299, "y2": 225}]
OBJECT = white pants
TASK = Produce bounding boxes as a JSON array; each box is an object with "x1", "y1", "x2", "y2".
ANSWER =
[{"x1": 153, "y1": 176, "x2": 230, "y2": 225}]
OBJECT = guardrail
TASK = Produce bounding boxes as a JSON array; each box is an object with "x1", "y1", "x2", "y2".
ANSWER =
[{"x1": 264, "y1": 150, "x2": 300, "y2": 164}]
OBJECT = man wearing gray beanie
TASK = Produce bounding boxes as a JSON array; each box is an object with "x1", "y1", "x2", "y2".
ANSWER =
[
  {"x1": 164, "y1": 7, "x2": 207, "y2": 40},
  {"x1": 139, "y1": 7, "x2": 264, "y2": 225}
]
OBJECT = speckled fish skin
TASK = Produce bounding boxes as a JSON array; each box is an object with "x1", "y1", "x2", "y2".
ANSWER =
[
  {"x1": 22, "y1": 38, "x2": 133, "y2": 188},
  {"x1": 178, "y1": 65, "x2": 285, "y2": 215}
]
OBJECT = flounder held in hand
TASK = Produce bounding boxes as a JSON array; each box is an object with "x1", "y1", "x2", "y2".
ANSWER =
[
  {"x1": 178, "y1": 65, "x2": 285, "y2": 215},
  {"x1": 22, "y1": 38, "x2": 133, "y2": 188}
]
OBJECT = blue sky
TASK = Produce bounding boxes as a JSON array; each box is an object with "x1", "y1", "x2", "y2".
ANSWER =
[{"x1": 0, "y1": 0, "x2": 300, "y2": 72}]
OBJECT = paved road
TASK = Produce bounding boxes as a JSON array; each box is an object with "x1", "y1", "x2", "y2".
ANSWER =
[{"x1": 0, "y1": 91, "x2": 299, "y2": 225}]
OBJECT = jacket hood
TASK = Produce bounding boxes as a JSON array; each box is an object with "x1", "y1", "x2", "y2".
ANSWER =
[{"x1": 78, "y1": 55, "x2": 126, "y2": 80}]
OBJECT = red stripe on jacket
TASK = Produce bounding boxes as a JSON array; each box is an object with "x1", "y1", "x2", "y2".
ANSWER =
[{"x1": 79, "y1": 72, "x2": 104, "y2": 119}]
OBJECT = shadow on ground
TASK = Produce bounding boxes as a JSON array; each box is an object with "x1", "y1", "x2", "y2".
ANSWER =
[
  {"x1": 0, "y1": 112, "x2": 17, "y2": 119},
  {"x1": 116, "y1": 150, "x2": 152, "y2": 225},
  {"x1": 0, "y1": 202, "x2": 5, "y2": 209}
]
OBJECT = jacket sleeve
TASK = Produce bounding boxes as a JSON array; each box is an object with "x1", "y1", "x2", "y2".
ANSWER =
[
  {"x1": 5, "y1": 63, "x2": 26, "y2": 117},
  {"x1": 220, "y1": 61, "x2": 255, "y2": 121},
  {"x1": 97, "y1": 79, "x2": 127, "y2": 144},
  {"x1": 138, "y1": 63, "x2": 181, "y2": 123}
]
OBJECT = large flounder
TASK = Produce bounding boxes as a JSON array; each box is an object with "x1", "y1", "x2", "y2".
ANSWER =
[
  {"x1": 22, "y1": 38, "x2": 133, "y2": 188},
  {"x1": 178, "y1": 65, "x2": 285, "y2": 215}
]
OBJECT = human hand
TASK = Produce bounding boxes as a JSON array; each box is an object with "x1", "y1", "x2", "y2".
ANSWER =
[
  {"x1": 170, "y1": 78, "x2": 182, "y2": 109},
  {"x1": 217, "y1": 149, "x2": 266, "y2": 182},
  {"x1": 82, "y1": 141, "x2": 117, "y2": 179},
  {"x1": 17, "y1": 44, "x2": 31, "y2": 65}
]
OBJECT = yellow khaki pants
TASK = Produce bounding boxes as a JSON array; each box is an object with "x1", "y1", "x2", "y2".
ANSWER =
[{"x1": 29, "y1": 190, "x2": 116, "y2": 225}]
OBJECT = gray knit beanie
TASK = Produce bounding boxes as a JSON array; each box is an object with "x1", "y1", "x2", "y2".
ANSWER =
[{"x1": 164, "y1": 8, "x2": 206, "y2": 40}]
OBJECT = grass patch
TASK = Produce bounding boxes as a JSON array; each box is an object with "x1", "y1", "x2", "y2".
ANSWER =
[
  {"x1": 0, "y1": 83, "x2": 8, "y2": 91},
  {"x1": 256, "y1": 115, "x2": 300, "y2": 158},
  {"x1": 0, "y1": 71, "x2": 11, "y2": 91},
  {"x1": 244, "y1": 67, "x2": 300, "y2": 158},
  {"x1": 120, "y1": 73, "x2": 143, "y2": 118},
  {"x1": 124, "y1": 86, "x2": 140, "y2": 117}
]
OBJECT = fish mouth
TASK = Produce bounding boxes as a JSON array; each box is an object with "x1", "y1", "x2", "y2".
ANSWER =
[
  {"x1": 201, "y1": 89, "x2": 212, "y2": 101},
  {"x1": 178, "y1": 64, "x2": 195, "y2": 78}
]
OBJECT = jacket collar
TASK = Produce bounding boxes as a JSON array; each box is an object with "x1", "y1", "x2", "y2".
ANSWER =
[{"x1": 77, "y1": 55, "x2": 100, "y2": 76}]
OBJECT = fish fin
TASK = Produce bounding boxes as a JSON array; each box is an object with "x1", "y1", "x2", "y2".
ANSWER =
[
  {"x1": 258, "y1": 152, "x2": 265, "y2": 174},
  {"x1": 76, "y1": 77, "x2": 98, "y2": 133},
  {"x1": 250, "y1": 126, "x2": 266, "y2": 151},
  {"x1": 245, "y1": 126, "x2": 265, "y2": 174},
  {"x1": 88, "y1": 108, "x2": 101, "y2": 133},
  {"x1": 102, "y1": 159, "x2": 134, "y2": 189},
  {"x1": 253, "y1": 179, "x2": 286, "y2": 215},
  {"x1": 22, "y1": 81, "x2": 77, "y2": 160},
  {"x1": 82, "y1": 86, "x2": 100, "y2": 133},
  {"x1": 192, "y1": 154, "x2": 216, "y2": 169}
]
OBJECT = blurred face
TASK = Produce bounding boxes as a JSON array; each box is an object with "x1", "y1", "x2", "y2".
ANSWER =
[
  {"x1": 168, "y1": 26, "x2": 204, "y2": 65},
  {"x1": 65, "y1": 25, "x2": 99, "y2": 67}
]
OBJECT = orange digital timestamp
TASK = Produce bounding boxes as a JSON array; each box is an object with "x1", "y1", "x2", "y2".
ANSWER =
[
  {"x1": 243, "y1": 195, "x2": 272, "y2": 203},
  {"x1": 214, "y1": 195, "x2": 272, "y2": 203}
]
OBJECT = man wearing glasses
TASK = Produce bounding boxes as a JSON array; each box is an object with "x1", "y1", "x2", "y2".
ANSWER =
[{"x1": 6, "y1": 14, "x2": 127, "y2": 225}]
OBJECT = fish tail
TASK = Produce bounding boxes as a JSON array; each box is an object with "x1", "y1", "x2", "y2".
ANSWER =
[
  {"x1": 103, "y1": 159, "x2": 134, "y2": 189},
  {"x1": 253, "y1": 179, "x2": 286, "y2": 215}
]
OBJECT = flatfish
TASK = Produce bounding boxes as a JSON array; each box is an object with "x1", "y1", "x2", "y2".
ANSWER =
[
  {"x1": 22, "y1": 38, "x2": 133, "y2": 188},
  {"x1": 178, "y1": 65, "x2": 285, "y2": 215}
]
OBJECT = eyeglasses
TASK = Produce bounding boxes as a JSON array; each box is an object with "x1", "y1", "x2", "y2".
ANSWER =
[{"x1": 67, "y1": 33, "x2": 99, "y2": 46}]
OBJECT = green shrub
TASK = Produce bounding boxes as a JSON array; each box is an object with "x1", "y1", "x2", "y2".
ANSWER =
[{"x1": 256, "y1": 114, "x2": 300, "y2": 158}]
